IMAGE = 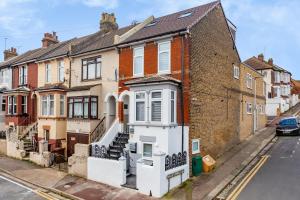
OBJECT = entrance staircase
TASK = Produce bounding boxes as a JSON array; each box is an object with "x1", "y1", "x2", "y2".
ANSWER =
[{"x1": 107, "y1": 132, "x2": 129, "y2": 160}]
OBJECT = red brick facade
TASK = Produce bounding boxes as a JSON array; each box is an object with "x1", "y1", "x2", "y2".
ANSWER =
[
  {"x1": 118, "y1": 36, "x2": 190, "y2": 125},
  {"x1": 5, "y1": 62, "x2": 38, "y2": 126}
]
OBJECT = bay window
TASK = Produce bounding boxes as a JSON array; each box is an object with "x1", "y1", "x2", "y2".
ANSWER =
[
  {"x1": 135, "y1": 92, "x2": 146, "y2": 122},
  {"x1": 1, "y1": 97, "x2": 6, "y2": 112},
  {"x1": 19, "y1": 66, "x2": 27, "y2": 85},
  {"x1": 21, "y1": 96, "x2": 27, "y2": 114},
  {"x1": 82, "y1": 57, "x2": 101, "y2": 81},
  {"x1": 41, "y1": 95, "x2": 54, "y2": 116},
  {"x1": 58, "y1": 60, "x2": 64, "y2": 82},
  {"x1": 68, "y1": 96, "x2": 98, "y2": 119},
  {"x1": 158, "y1": 41, "x2": 171, "y2": 74},
  {"x1": 8, "y1": 96, "x2": 16, "y2": 115},
  {"x1": 60, "y1": 95, "x2": 65, "y2": 116},
  {"x1": 133, "y1": 47, "x2": 144, "y2": 76},
  {"x1": 171, "y1": 91, "x2": 176, "y2": 123},
  {"x1": 150, "y1": 91, "x2": 162, "y2": 122}
]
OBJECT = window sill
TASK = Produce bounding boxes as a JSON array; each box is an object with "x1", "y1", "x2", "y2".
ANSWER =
[
  {"x1": 67, "y1": 118, "x2": 99, "y2": 121},
  {"x1": 81, "y1": 78, "x2": 102, "y2": 82},
  {"x1": 157, "y1": 71, "x2": 171, "y2": 75},
  {"x1": 133, "y1": 74, "x2": 144, "y2": 78}
]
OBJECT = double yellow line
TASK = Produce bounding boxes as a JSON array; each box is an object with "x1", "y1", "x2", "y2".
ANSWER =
[
  {"x1": 34, "y1": 189, "x2": 58, "y2": 200},
  {"x1": 226, "y1": 155, "x2": 269, "y2": 200}
]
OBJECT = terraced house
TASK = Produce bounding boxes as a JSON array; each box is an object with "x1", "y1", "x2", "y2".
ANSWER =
[
  {"x1": 35, "y1": 36, "x2": 87, "y2": 157},
  {"x1": 245, "y1": 54, "x2": 292, "y2": 117},
  {"x1": 88, "y1": 1, "x2": 241, "y2": 197},
  {"x1": 239, "y1": 63, "x2": 267, "y2": 140}
]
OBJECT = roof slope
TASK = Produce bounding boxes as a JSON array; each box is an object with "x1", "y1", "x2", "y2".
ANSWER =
[
  {"x1": 120, "y1": 1, "x2": 219, "y2": 44},
  {"x1": 71, "y1": 25, "x2": 134, "y2": 56},
  {"x1": 0, "y1": 50, "x2": 39, "y2": 68},
  {"x1": 244, "y1": 56, "x2": 291, "y2": 74}
]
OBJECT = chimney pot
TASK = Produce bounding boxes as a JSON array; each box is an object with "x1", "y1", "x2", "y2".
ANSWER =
[
  {"x1": 100, "y1": 12, "x2": 118, "y2": 33},
  {"x1": 258, "y1": 53, "x2": 264, "y2": 61},
  {"x1": 268, "y1": 58, "x2": 273, "y2": 66},
  {"x1": 3, "y1": 47, "x2": 18, "y2": 61},
  {"x1": 42, "y1": 32, "x2": 59, "y2": 48}
]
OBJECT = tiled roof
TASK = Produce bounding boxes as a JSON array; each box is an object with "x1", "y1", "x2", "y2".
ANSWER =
[
  {"x1": 244, "y1": 56, "x2": 291, "y2": 74},
  {"x1": 292, "y1": 79, "x2": 300, "y2": 95},
  {"x1": 120, "y1": 1, "x2": 220, "y2": 44},
  {"x1": 0, "y1": 50, "x2": 36, "y2": 68},
  {"x1": 37, "y1": 35, "x2": 90, "y2": 61},
  {"x1": 124, "y1": 75, "x2": 181, "y2": 86},
  {"x1": 71, "y1": 25, "x2": 134, "y2": 56}
]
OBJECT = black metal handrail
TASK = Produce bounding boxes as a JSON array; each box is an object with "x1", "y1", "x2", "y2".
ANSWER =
[{"x1": 89, "y1": 116, "x2": 106, "y2": 143}]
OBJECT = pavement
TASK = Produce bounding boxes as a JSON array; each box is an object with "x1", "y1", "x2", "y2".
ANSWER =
[{"x1": 0, "y1": 155, "x2": 154, "y2": 200}]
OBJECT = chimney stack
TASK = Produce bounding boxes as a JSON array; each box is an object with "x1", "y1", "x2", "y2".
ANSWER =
[
  {"x1": 100, "y1": 13, "x2": 118, "y2": 33},
  {"x1": 3, "y1": 47, "x2": 18, "y2": 61},
  {"x1": 268, "y1": 58, "x2": 273, "y2": 66},
  {"x1": 258, "y1": 53, "x2": 264, "y2": 61},
  {"x1": 42, "y1": 32, "x2": 59, "y2": 48}
]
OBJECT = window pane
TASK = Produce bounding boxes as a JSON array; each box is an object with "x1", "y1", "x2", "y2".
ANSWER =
[
  {"x1": 59, "y1": 61, "x2": 64, "y2": 82},
  {"x1": 82, "y1": 65, "x2": 87, "y2": 80},
  {"x1": 152, "y1": 92, "x2": 161, "y2": 98},
  {"x1": 96, "y1": 63, "x2": 101, "y2": 78},
  {"x1": 171, "y1": 100, "x2": 175, "y2": 122},
  {"x1": 159, "y1": 51, "x2": 169, "y2": 72},
  {"x1": 136, "y1": 93, "x2": 145, "y2": 99},
  {"x1": 68, "y1": 102, "x2": 73, "y2": 118},
  {"x1": 49, "y1": 95, "x2": 54, "y2": 115},
  {"x1": 151, "y1": 101, "x2": 161, "y2": 121},
  {"x1": 84, "y1": 98, "x2": 89, "y2": 118},
  {"x1": 91, "y1": 101, "x2": 97, "y2": 118},
  {"x1": 136, "y1": 102, "x2": 145, "y2": 121},
  {"x1": 60, "y1": 95, "x2": 65, "y2": 116},
  {"x1": 74, "y1": 101, "x2": 83, "y2": 117},
  {"x1": 88, "y1": 63, "x2": 96, "y2": 79},
  {"x1": 134, "y1": 56, "x2": 143, "y2": 75},
  {"x1": 143, "y1": 144, "x2": 152, "y2": 157}
]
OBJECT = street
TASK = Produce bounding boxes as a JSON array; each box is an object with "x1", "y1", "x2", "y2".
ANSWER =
[
  {"x1": 0, "y1": 175, "x2": 44, "y2": 200},
  {"x1": 231, "y1": 136, "x2": 300, "y2": 200}
]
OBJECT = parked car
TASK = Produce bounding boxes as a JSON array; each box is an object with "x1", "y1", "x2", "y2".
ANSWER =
[{"x1": 276, "y1": 117, "x2": 300, "y2": 136}]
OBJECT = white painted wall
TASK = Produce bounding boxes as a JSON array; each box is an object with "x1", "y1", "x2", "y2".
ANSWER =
[
  {"x1": 92, "y1": 119, "x2": 120, "y2": 148},
  {"x1": 87, "y1": 156, "x2": 126, "y2": 188},
  {"x1": 136, "y1": 152, "x2": 189, "y2": 198}
]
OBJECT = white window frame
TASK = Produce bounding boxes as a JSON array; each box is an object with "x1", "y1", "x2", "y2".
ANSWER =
[
  {"x1": 58, "y1": 60, "x2": 64, "y2": 83},
  {"x1": 45, "y1": 64, "x2": 51, "y2": 83},
  {"x1": 246, "y1": 103, "x2": 253, "y2": 114},
  {"x1": 60, "y1": 95, "x2": 65, "y2": 116},
  {"x1": 170, "y1": 90, "x2": 176, "y2": 123},
  {"x1": 150, "y1": 90, "x2": 162, "y2": 123},
  {"x1": 246, "y1": 73, "x2": 253, "y2": 89},
  {"x1": 1, "y1": 96, "x2": 6, "y2": 112},
  {"x1": 21, "y1": 96, "x2": 27, "y2": 114},
  {"x1": 133, "y1": 46, "x2": 144, "y2": 77},
  {"x1": 192, "y1": 139, "x2": 200, "y2": 154},
  {"x1": 274, "y1": 86, "x2": 281, "y2": 98},
  {"x1": 41, "y1": 95, "x2": 54, "y2": 116},
  {"x1": 274, "y1": 71, "x2": 280, "y2": 83},
  {"x1": 8, "y1": 96, "x2": 12, "y2": 115},
  {"x1": 233, "y1": 65, "x2": 240, "y2": 79},
  {"x1": 158, "y1": 40, "x2": 171, "y2": 74},
  {"x1": 142, "y1": 143, "x2": 153, "y2": 158},
  {"x1": 135, "y1": 91, "x2": 146, "y2": 122},
  {"x1": 19, "y1": 66, "x2": 27, "y2": 85}
]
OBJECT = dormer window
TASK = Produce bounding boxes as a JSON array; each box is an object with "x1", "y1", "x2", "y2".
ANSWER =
[{"x1": 178, "y1": 12, "x2": 192, "y2": 19}]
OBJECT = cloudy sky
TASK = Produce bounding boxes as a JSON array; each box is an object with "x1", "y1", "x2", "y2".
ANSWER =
[{"x1": 0, "y1": 0, "x2": 299, "y2": 79}]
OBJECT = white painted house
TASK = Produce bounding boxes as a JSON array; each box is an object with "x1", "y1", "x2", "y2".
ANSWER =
[{"x1": 245, "y1": 54, "x2": 292, "y2": 117}]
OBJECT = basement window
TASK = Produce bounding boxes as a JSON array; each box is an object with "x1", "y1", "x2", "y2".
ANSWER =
[{"x1": 178, "y1": 12, "x2": 192, "y2": 19}]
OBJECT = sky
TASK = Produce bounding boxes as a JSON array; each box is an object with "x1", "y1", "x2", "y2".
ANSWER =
[{"x1": 0, "y1": 0, "x2": 299, "y2": 79}]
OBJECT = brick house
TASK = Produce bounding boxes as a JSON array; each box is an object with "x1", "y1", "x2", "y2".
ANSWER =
[
  {"x1": 239, "y1": 63, "x2": 267, "y2": 140},
  {"x1": 291, "y1": 79, "x2": 300, "y2": 106},
  {"x1": 34, "y1": 37, "x2": 86, "y2": 155},
  {"x1": 88, "y1": 1, "x2": 241, "y2": 197},
  {"x1": 245, "y1": 54, "x2": 292, "y2": 116}
]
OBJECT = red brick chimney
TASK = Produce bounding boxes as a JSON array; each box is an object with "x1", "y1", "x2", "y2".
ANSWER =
[
  {"x1": 268, "y1": 58, "x2": 273, "y2": 66},
  {"x1": 258, "y1": 54, "x2": 264, "y2": 61},
  {"x1": 100, "y1": 13, "x2": 118, "y2": 33},
  {"x1": 42, "y1": 32, "x2": 59, "y2": 48},
  {"x1": 3, "y1": 47, "x2": 18, "y2": 61}
]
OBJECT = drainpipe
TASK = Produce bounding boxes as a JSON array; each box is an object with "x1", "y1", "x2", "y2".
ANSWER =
[{"x1": 180, "y1": 35, "x2": 185, "y2": 153}]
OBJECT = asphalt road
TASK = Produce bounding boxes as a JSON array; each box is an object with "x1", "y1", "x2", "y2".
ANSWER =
[
  {"x1": 0, "y1": 175, "x2": 44, "y2": 200},
  {"x1": 237, "y1": 136, "x2": 300, "y2": 200}
]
